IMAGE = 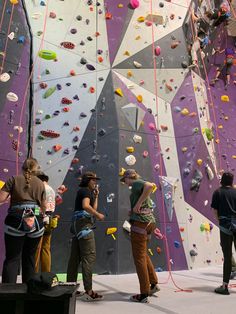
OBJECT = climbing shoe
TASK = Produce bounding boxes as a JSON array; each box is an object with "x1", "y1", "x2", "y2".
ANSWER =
[
  {"x1": 130, "y1": 293, "x2": 149, "y2": 303},
  {"x1": 214, "y1": 285, "x2": 230, "y2": 295},
  {"x1": 149, "y1": 284, "x2": 160, "y2": 296}
]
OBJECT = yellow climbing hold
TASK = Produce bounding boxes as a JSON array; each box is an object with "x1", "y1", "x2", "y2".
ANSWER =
[
  {"x1": 124, "y1": 50, "x2": 130, "y2": 56},
  {"x1": 119, "y1": 168, "x2": 126, "y2": 176},
  {"x1": 181, "y1": 108, "x2": 189, "y2": 116},
  {"x1": 137, "y1": 16, "x2": 145, "y2": 22},
  {"x1": 218, "y1": 124, "x2": 223, "y2": 129},
  {"x1": 127, "y1": 70, "x2": 133, "y2": 77},
  {"x1": 181, "y1": 147, "x2": 188, "y2": 153},
  {"x1": 221, "y1": 95, "x2": 229, "y2": 102},
  {"x1": 135, "y1": 35, "x2": 141, "y2": 40},
  {"x1": 215, "y1": 138, "x2": 220, "y2": 144},
  {"x1": 136, "y1": 95, "x2": 143, "y2": 103},
  {"x1": 152, "y1": 183, "x2": 157, "y2": 193},
  {"x1": 148, "y1": 248, "x2": 153, "y2": 256},
  {"x1": 0, "y1": 180, "x2": 5, "y2": 189},
  {"x1": 118, "y1": 3, "x2": 123, "y2": 8},
  {"x1": 115, "y1": 88, "x2": 123, "y2": 97},
  {"x1": 232, "y1": 156, "x2": 236, "y2": 159},
  {"x1": 10, "y1": 0, "x2": 18, "y2": 4},
  {"x1": 197, "y1": 159, "x2": 203, "y2": 166},
  {"x1": 126, "y1": 147, "x2": 135, "y2": 153}
]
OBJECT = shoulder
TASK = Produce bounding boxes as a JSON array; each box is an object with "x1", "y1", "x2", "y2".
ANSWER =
[
  {"x1": 78, "y1": 187, "x2": 91, "y2": 198},
  {"x1": 31, "y1": 176, "x2": 45, "y2": 188}
]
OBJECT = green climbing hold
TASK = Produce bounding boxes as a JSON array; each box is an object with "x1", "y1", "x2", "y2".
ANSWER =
[
  {"x1": 43, "y1": 86, "x2": 56, "y2": 99},
  {"x1": 205, "y1": 128, "x2": 214, "y2": 141},
  {"x1": 38, "y1": 50, "x2": 57, "y2": 60}
]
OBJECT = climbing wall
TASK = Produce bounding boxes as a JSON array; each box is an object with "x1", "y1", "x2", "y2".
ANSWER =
[
  {"x1": 0, "y1": 0, "x2": 31, "y2": 270},
  {"x1": 1, "y1": 0, "x2": 236, "y2": 275}
]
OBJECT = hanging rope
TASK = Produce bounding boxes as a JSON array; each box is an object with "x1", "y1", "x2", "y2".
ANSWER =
[{"x1": 150, "y1": 0, "x2": 192, "y2": 293}]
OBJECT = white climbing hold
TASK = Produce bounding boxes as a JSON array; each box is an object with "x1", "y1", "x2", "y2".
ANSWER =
[
  {"x1": 7, "y1": 92, "x2": 18, "y2": 102},
  {"x1": 8, "y1": 32, "x2": 15, "y2": 40},
  {"x1": 133, "y1": 61, "x2": 142, "y2": 68},
  {"x1": 14, "y1": 126, "x2": 23, "y2": 133},
  {"x1": 125, "y1": 155, "x2": 136, "y2": 166},
  {"x1": 133, "y1": 134, "x2": 142, "y2": 143},
  {"x1": 31, "y1": 12, "x2": 42, "y2": 19},
  {"x1": 0, "y1": 72, "x2": 10, "y2": 82}
]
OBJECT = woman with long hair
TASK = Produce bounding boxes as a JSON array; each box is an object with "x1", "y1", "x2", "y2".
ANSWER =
[{"x1": 0, "y1": 158, "x2": 46, "y2": 283}]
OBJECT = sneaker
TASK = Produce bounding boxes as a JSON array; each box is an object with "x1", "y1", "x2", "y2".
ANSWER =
[
  {"x1": 214, "y1": 285, "x2": 230, "y2": 295},
  {"x1": 82, "y1": 291, "x2": 104, "y2": 301},
  {"x1": 130, "y1": 294, "x2": 149, "y2": 303},
  {"x1": 149, "y1": 284, "x2": 160, "y2": 296}
]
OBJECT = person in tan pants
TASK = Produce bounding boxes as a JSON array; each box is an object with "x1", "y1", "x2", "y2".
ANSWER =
[
  {"x1": 35, "y1": 172, "x2": 56, "y2": 272},
  {"x1": 120, "y1": 169, "x2": 159, "y2": 303}
]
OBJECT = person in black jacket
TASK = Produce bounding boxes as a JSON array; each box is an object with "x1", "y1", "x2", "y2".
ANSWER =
[{"x1": 211, "y1": 172, "x2": 236, "y2": 295}]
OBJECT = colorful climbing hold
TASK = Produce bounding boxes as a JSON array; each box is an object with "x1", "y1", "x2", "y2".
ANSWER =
[
  {"x1": 115, "y1": 88, "x2": 123, "y2": 97},
  {"x1": 38, "y1": 50, "x2": 57, "y2": 60}
]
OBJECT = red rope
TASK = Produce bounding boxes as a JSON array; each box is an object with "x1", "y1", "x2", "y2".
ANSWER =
[
  {"x1": 150, "y1": 0, "x2": 192, "y2": 293},
  {"x1": 0, "y1": 0, "x2": 7, "y2": 32}
]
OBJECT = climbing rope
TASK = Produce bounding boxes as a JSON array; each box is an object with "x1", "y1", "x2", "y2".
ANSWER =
[{"x1": 150, "y1": 0, "x2": 192, "y2": 293}]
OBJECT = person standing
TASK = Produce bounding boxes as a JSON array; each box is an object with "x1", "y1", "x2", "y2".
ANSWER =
[
  {"x1": 35, "y1": 172, "x2": 56, "y2": 273},
  {"x1": 0, "y1": 158, "x2": 46, "y2": 283},
  {"x1": 211, "y1": 172, "x2": 236, "y2": 295},
  {"x1": 67, "y1": 171, "x2": 105, "y2": 301},
  {"x1": 120, "y1": 169, "x2": 159, "y2": 303}
]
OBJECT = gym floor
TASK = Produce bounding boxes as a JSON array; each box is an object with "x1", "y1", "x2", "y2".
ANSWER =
[{"x1": 75, "y1": 266, "x2": 236, "y2": 314}]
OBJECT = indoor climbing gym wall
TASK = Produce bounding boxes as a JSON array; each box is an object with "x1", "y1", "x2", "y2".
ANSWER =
[
  {"x1": 0, "y1": 0, "x2": 236, "y2": 275},
  {"x1": 0, "y1": 0, "x2": 31, "y2": 269}
]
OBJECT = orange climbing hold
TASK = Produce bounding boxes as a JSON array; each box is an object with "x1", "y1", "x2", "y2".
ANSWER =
[
  {"x1": 53, "y1": 144, "x2": 62, "y2": 152},
  {"x1": 98, "y1": 56, "x2": 103, "y2": 63},
  {"x1": 136, "y1": 95, "x2": 143, "y2": 102}
]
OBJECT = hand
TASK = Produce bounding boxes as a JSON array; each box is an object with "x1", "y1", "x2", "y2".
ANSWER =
[
  {"x1": 93, "y1": 186, "x2": 99, "y2": 197},
  {"x1": 43, "y1": 215, "x2": 50, "y2": 225},
  {"x1": 133, "y1": 203, "x2": 141, "y2": 213},
  {"x1": 96, "y1": 212, "x2": 105, "y2": 221}
]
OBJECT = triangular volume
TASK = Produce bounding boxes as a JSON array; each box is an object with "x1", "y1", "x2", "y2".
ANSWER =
[
  {"x1": 121, "y1": 103, "x2": 146, "y2": 130},
  {"x1": 159, "y1": 176, "x2": 179, "y2": 222},
  {"x1": 114, "y1": 68, "x2": 188, "y2": 104},
  {"x1": 104, "y1": 0, "x2": 134, "y2": 65},
  {"x1": 114, "y1": 26, "x2": 188, "y2": 69}
]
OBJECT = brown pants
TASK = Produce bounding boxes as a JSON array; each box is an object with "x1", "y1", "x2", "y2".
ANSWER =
[
  {"x1": 131, "y1": 221, "x2": 158, "y2": 294},
  {"x1": 35, "y1": 234, "x2": 52, "y2": 272}
]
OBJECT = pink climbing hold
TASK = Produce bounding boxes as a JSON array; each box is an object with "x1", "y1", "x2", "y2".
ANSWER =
[
  {"x1": 130, "y1": 0, "x2": 139, "y2": 9},
  {"x1": 155, "y1": 46, "x2": 161, "y2": 56},
  {"x1": 148, "y1": 123, "x2": 156, "y2": 130}
]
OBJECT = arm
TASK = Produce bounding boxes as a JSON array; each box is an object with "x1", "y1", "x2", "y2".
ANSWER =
[
  {"x1": 0, "y1": 190, "x2": 10, "y2": 205},
  {"x1": 133, "y1": 182, "x2": 153, "y2": 213},
  {"x1": 212, "y1": 208, "x2": 219, "y2": 221},
  {"x1": 82, "y1": 197, "x2": 104, "y2": 220}
]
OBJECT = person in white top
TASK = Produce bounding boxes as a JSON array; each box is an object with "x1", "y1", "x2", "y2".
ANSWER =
[{"x1": 35, "y1": 172, "x2": 56, "y2": 272}]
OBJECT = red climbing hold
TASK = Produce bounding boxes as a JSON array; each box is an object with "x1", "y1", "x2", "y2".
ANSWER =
[
  {"x1": 41, "y1": 130, "x2": 60, "y2": 138},
  {"x1": 105, "y1": 12, "x2": 112, "y2": 19},
  {"x1": 61, "y1": 97, "x2": 72, "y2": 104},
  {"x1": 60, "y1": 42, "x2": 75, "y2": 49},
  {"x1": 89, "y1": 87, "x2": 95, "y2": 93}
]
